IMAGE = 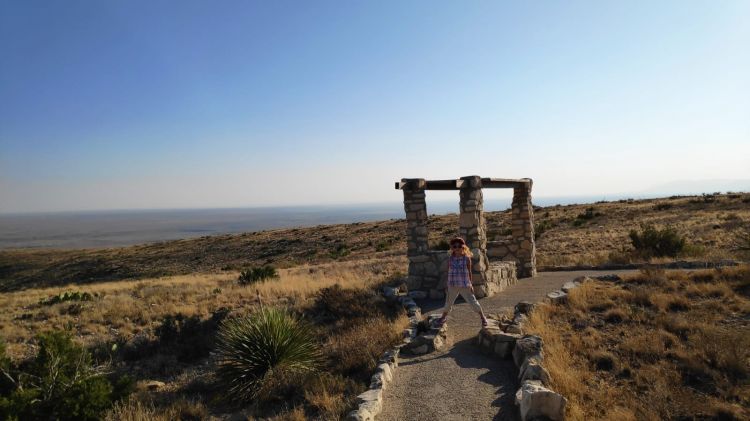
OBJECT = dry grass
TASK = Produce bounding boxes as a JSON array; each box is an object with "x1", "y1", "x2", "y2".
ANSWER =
[
  {"x1": 104, "y1": 397, "x2": 208, "y2": 421},
  {"x1": 2, "y1": 256, "x2": 409, "y2": 419},
  {"x1": 526, "y1": 266, "x2": 750, "y2": 420},
  {"x1": 0, "y1": 256, "x2": 404, "y2": 360}
]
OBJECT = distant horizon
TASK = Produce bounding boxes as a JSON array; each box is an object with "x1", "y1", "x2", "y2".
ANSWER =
[{"x1": 2, "y1": 181, "x2": 748, "y2": 216}]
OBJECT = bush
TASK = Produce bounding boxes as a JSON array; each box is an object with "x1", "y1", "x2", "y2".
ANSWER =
[
  {"x1": 121, "y1": 308, "x2": 228, "y2": 363},
  {"x1": 535, "y1": 220, "x2": 553, "y2": 240},
  {"x1": 215, "y1": 307, "x2": 322, "y2": 402},
  {"x1": 629, "y1": 225, "x2": 686, "y2": 258},
  {"x1": 239, "y1": 266, "x2": 279, "y2": 285},
  {"x1": 39, "y1": 291, "x2": 94, "y2": 306},
  {"x1": 308, "y1": 285, "x2": 402, "y2": 327},
  {"x1": 329, "y1": 244, "x2": 351, "y2": 259},
  {"x1": 375, "y1": 241, "x2": 392, "y2": 252},
  {"x1": 154, "y1": 308, "x2": 229, "y2": 362},
  {"x1": 573, "y1": 207, "x2": 602, "y2": 226},
  {"x1": 0, "y1": 331, "x2": 129, "y2": 421}
]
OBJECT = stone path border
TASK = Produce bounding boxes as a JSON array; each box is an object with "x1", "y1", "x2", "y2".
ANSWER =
[
  {"x1": 346, "y1": 287, "x2": 448, "y2": 420},
  {"x1": 378, "y1": 269, "x2": 642, "y2": 421},
  {"x1": 475, "y1": 276, "x2": 622, "y2": 420},
  {"x1": 477, "y1": 300, "x2": 566, "y2": 421}
]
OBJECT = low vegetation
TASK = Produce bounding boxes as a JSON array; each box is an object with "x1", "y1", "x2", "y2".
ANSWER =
[
  {"x1": 628, "y1": 224, "x2": 686, "y2": 258},
  {"x1": 0, "y1": 193, "x2": 748, "y2": 418},
  {"x1": 2, "y1": 193, "x2": 749, "y2": 291},
  {"x1": 215, "y1": 307, "x2": 322, "y2": 401},
  {"x1": 526, "y1": 266, "x2": 750, "y2": 420},
  {"x1": 0, "y1": 258, "x2": 407, "y2": 419},
  {"x1": 0, "y1": 331, "x2": 132, "y2": 421},
  {"x1": 238, "y1": 266, "x2": 278, "y2": 285}
]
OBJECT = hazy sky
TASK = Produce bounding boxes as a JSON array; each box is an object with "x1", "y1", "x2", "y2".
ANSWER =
[{"x1": 1, "y1": 1, "x2": 749, "y2": 213}]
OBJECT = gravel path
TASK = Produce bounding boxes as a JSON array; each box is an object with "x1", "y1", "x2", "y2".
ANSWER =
[{"x1": 378, "y1": 270, "x2": 637, "y2": 421}]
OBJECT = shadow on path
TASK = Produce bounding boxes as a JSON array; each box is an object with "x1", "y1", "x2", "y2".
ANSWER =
[{"x1": 390, "y1": 337, "x2": 520, "y2": 421}]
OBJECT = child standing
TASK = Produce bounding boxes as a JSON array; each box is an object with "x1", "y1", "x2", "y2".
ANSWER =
[{"x1": 436, "y1": 237, "x2": 489, "y2": 327}]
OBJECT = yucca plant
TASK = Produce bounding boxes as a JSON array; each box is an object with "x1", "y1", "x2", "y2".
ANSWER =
[{"x1": 215, "y1": 307, "x2": 322, "y2": 401}]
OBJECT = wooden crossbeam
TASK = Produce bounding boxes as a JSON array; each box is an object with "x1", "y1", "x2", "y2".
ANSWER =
[
  {"x1": 425, "y1": 179, "x2": 464, "y2": 190},
  {"x1": 395, "y1": 177, "x2": 531, "y2": 189},
  {"x1": 481, "y1": 178, "x2": 531, "y2": 188}
]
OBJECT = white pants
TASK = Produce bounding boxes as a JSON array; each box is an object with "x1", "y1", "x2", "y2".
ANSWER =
[{"x1": 443, "y1": 286, "x2": 483, "y2": 315}]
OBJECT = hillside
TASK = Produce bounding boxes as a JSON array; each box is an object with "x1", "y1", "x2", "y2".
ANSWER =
[{"x1": 1, "y1": 193, "x2": 748, "y2": 292}]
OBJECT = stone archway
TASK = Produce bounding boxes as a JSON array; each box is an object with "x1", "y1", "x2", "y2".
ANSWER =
[{"x1": 395, "y1": 175, "x2": 536, "y2": 298}]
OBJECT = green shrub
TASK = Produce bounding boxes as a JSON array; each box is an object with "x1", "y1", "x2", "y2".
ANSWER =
[
  {"x1": 629, "y1": 225, "x2": 686, "y2": 258},
  {"x1": 375, "y1": 240, "x2": 393, "y2": 252},
  {"x1": 122, "y1": 308, "x2": 229, "y2": 363},
  {"x1": 215, "y1": 308, "x2": 322, "y2": 402},
  {"x1": 239, "y1": 266, "x2": 279, "y2": 285},
  {"x1": 329, "y1": 244, "x2": 351, "y2": 259},
  {"x1": 535, "y1": 220, "x2": 553, "y2": 240},
  {"x1": 0, "y1": 331, "x2": 129, "y2": 421},
  {"x1": 39, "y1": 291, "x2": 93, "y2": 306},
  {"x1": 573, "y1": 207, "x2": 603, "y2": 227},
  {"x1": 154, "y1": 308, "x2": 229, "y2": 362}
]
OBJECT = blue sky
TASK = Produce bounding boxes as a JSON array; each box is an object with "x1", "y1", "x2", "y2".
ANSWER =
[{"x1": 1, "y1": 1, "x2": 749, "y2": 212}]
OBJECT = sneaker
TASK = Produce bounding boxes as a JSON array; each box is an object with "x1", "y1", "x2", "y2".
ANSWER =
[{"x1": 434, "y1": 316, "x2": 447, "y2": 327}]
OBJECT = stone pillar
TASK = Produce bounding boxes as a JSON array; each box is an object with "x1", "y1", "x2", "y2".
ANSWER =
[
  {"x1": 403, "y1": 179, "x2": 429, "y2": 290},
  {"x1": 459, "y1": 176, "x2": 487, "y2": 250},
  {"x1": 402, "y1": 178, "x2": 428, "y2": 257},
  {"x1": 512, "y1": 179, "x2": 536, "y2": 278},
  {"x1": 459, "y1": 175, "x2": 490, "y2": 296}
]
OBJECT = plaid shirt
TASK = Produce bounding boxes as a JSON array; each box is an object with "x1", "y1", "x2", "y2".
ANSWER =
[{"x1": 447, "y1": 255, "x2": 471, "y2": 288}]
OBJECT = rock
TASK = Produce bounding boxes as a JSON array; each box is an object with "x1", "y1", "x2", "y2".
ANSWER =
[
  {"x1": 410, "y1": 344, "x2": 429, "y2": 354},
  {"x1": 514, "y1": 301, "x2": 535, "y2": 315},
  {"x1": 494, "y1": 340, "x2": 514, "y2": 359},
  {"x1": 407, "y1": 290, "x2": 428, "y2": 300},
  {"x1": 405, "y1": 304, "x2": 421, "y2": 317},
  {"x1": 519, "y1": 358, "x2": 551, "y2": 385},
  {"x1": 546, "y1": 290, "x2": 567, "y2": 304},
  {"x1": 596, "y1": 274, "x2": 621, "y2": 282},
  {"x1": 492, "y1": 332, "x2": 521, "y2": 358},
  {"x1": 513, "y1": 335, "x2": 544, "y2": 367},
  {"x1": 515, "y1": 380, "x2": 567, "y2": 420},
  {"x1": 382, "y1": 286, "x2": 399, "y2": 298},
  {"x1": 378, "y1": 348, "x2": 399, "y2": 367},
  {"x1": 512, "y1": 313, "x2": 529, "y2": 326},
  {"x1": 572, "y1": 276, "x2": 594, "y2": 284},
  {"x1": 505, "y1": 323, "x2": 523, "y2": 334},
  {"x1": 377, "y1": 363, "x2": 393, "y2": 382},
  {"x1": 402, "y1": 328, "x2": 416, "y2": 339},
  {"x1": 561, "y1": 281, "x2": 580, "y2": 293},
  {"x1": 370, "y1": 372, "x2": 385, "y2": 390},
  {"x1": 346, "y1": 387, "x2": 385, "y2": 421}
]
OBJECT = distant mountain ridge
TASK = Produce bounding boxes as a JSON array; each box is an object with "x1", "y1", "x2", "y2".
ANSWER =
[{"x1": 640, "y1": 179, "x2": 750, "y2": 196}]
